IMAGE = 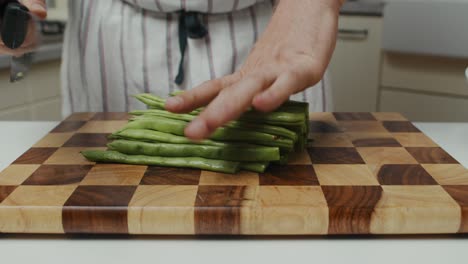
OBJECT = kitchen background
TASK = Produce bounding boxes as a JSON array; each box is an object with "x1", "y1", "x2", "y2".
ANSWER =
[{"x1": 0, "y1": 0, "x2": 467, "y2": 121}]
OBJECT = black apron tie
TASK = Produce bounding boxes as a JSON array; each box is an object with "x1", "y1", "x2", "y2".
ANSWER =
[{"x1": 175, "y1": 11, "x2": 208, "y2": 85}]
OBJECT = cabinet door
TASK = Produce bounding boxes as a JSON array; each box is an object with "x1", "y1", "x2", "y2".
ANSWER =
[
  {"x1": 329, "y1": 16, "x2": 382, "y2": 112},
  {"x1": 380, "y1": 89, "x2": 468, "y2": 122}
]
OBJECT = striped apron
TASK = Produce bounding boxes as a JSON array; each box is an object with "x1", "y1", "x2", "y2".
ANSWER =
[{"x1": 61, "y1": 0, "x2": 333, "y2": 118}]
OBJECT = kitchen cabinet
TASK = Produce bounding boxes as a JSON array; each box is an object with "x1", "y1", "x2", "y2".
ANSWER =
[
  {"x1": 380, "y1": 89, "x2": 468, "y2": 122},
  {"x1": 379, "y1": 1, "x2": 468, "y2": 122},
  {"x1": 0, "y1": 60, "x2": 62, "y2": 121},
  {"x1": 329, "y1": 15, "x2": 383, "y2": 112},
  {"x1": 379, "y1": 53, "x2": 468, "y2": 122}
]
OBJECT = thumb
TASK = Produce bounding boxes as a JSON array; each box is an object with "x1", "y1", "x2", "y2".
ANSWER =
[{"x1": 20, "y1": 0, "x2": 47, "y2": 19}]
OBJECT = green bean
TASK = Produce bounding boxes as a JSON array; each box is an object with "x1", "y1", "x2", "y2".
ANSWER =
[
  {"x1": 130, "y1": 109, "x2": 298, "y2": 141},
  {"x1": 123, "y1": 117, "x2": 294, "y2": 150},
  {"x1": 81, "y1": 150, "x2": 241, "y2": 174},
  {"x1": 108, "y1": 140, "x2": 280, "y2": 162},
  {"x1": 112, "y1": 128, "x2": 225, "y2": 146},
  {"x1": 169, "y1": 91, "x2": 184, "y2": 96},
  {"x1": 134, "y1": 94, "x2": 166, "y2": 110},
  {"x1": 81, "y1": 93, "x2": 311, "y2": 173},
  {"x1": 238, "y1": 111, "x2": 305, "y2": 126},
  {"x1": 137, "y1": 94, "x2": 307, "y2": 126},
  {"x1": 239, "y1": 162, "x2": 269, "y2": 173}
]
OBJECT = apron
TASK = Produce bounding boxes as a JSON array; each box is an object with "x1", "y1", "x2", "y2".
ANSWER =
[{"x1": 61, "y1": 0, "x2": 332, "y2": 117}]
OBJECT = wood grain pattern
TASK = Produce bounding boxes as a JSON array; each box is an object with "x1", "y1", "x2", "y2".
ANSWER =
[
  {"x1": 287, "y1": 151, "x2": 313, "y2": 165},
  {"x1": 194, "y1": 186, "x2": 256, "y2": 235},
  {"x1": 392, "y1": 133, "x2": 438, "y2": 147},
  {"x1": 347, "y1": 133, "x2": 402, "y2": 147},
  {"x1": 371, "y1": 186, "x2": 461, "y2": 234},
  {"x1": 259, "y1": 165, "x2": 319, "y2": 186},
  {"x1": 377, "y1": 164, "x2": 438, "y2": 185},
  {"x1": 322, "y1": 186, "x2": 383, "y2": 234},
  {"x1": 334, "y1": 112, "x2": 377, "y2": 121},
  {"x1": 308, "y1": 147, "x2": 365, "y2": 164},
  {"x1": 44, "y1": 147, "x2": 106, "y2": 165},
  {"x1": 63, "y1": 133, "x2": 110, "y2": 147},
  {"x1": 338, "y1": 121, "x2": 388, "y2": 133},
  {"x1": 0, "y1": 186, "x2": 17, "y2": 203},
  {"x1": 406, "y1": 147, "x2": 459, "y2": 164},
  {"x1": 314, "y1": 165, "x2": 379, "y2": 186},
  {"x1": 0, "y1": 186, "x2": 77, "y2": 233},
  {"x1": 357, "y1": 147, "x2": 418, "y2": 166},
  {"x1": 443, "y1": 186, "x2": 468, "y2": 233},
  {"x1": 200, "y1": 171, "x2": 259, "y2": 186},
  {"x1": 62, "y1": 186, "x2": 136, "y2": 234},
  {"x1": 77, "y1": 121, "x2": 128, "y2": 133},
  {"x1": 51, "y1": 121, "x2": 86, "y2": 133},
  {"x1": 23, "y1": 165, "x2": 93, "y2": 185},
  {"x1": 309, "y1": 121, "x2": 342, "y2": 133},
  {"x1": 141, "y1": 166, "x2": 201, "y2": 185},
  {"x1": 372, "y1": 112, "x2": 407, "y2": 121},
  {"x1": 1, "y1": 112, "x2": 467, "y2": 235},
  {"x1": 308, "y1": 133, "x2": 354, "y2": 147},
  {"x1": 33, "y1": 133, "x2": 74, "y2": 148},
  {"x1": 382, "y1": 121, "x2": 421, "y2": 133},
  {"x1": 81, "y1": 164, "x2": 147, "y2": 186},
  {"x1": 13, "y1": 148, "x2": 58, "y2": 164},
  {"x1": 128, "y1": 186, "x2": 198, "y2": 234},
  {"x1": 0, "y1": 165, "x2": 40, "y2": 185},
  {"x1": 309, "y1": 112, "x2": 341, "y2": 133},
  {"x1": 309, "y1": 112, "x2": 338, "y2": 123},
  {"x1": 255, "y1": 186, "x2": 328, "y2": 235},
  {"x1": 422, "y1": 164, "x2": 468, "y2": 185}
]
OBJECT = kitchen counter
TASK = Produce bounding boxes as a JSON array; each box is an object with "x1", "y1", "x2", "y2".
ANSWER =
[{"x1": 0, "y1": 121, "x2": 467, "y2": 264}]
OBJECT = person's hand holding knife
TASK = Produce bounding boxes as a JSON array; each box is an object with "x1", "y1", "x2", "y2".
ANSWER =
[{"x1": 0, "y1": 0, "x2": 46, "y2": 56}]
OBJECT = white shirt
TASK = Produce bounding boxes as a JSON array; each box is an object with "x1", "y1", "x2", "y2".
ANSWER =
[{"x1": 61, "y1": 0, "x2": 331, "y2": 117}]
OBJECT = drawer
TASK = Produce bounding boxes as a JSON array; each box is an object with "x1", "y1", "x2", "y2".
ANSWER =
[
  {"x1": 0, "y1": 105, "x2": 31, "y2": 120},
  {"x1": 379, "y1": 88, "x2": 468, "y2": 122},
  {"x1": 329, "y1": 16, "x2": 383, "y2": 112},
  {"x1": 0, "y1": 71, "x2": 28, "y2": 110},
  {"x1": 31, "y1": 97, "x2": 62, "y2": 121},
  {"x1": 381, "y1": 53, "x2": 468, "y2": 97},
  {"x1": 26, "y1": 60, "x2": 62, "y2": 101}
]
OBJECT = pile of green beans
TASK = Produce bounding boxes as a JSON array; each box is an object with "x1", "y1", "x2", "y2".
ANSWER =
[{"x1": 81, "y1": 93, "x2": 309, "y2": 174}]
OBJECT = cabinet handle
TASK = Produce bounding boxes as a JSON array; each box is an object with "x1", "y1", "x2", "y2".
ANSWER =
[
  {"x1": 337, "y1": 29, "x2": 369, "y2": 40},
  {"x1": 465, "y1": 67, "x2": 468, "y2": 85}
]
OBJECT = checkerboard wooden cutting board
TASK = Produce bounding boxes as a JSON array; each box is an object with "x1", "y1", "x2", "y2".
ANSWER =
[{"x1": 1, "y1": 112, "x2": 467, "y2": 235}]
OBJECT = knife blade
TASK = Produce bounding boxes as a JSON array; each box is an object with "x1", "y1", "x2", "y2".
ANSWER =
[{"x1": 10, "y1": 51, "x2": 32, "y2": 82}]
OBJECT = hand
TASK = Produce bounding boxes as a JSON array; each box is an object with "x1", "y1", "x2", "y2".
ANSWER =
[
  {"x1": 0, "y1": 0, "x2": 47, "y2": 56},
  {"x1": 166, "y1": 0, "x2": 342, "y2": 140}
]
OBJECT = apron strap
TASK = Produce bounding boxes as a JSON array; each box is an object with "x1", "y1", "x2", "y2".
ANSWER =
[{"x1": 175, "y1": 11, "x2": 208, "y2": 85}]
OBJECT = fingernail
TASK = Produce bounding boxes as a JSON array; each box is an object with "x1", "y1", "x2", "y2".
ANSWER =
[
  {"x1": 165, "y1": 96, "x2": 183, "y2": 109},
  {"x1": 185, "y1": 119, "x2": 208, "y2": 140},
  {"x1": 32, "y1": 3, "x2": 46, "y2": 12}
]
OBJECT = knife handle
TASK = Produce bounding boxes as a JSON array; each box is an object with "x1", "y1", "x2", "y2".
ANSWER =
[{"x1": 1, "y1": 1, "x2": 30, "y2": 49}]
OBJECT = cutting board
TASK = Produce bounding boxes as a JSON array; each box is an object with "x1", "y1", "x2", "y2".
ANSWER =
[{"x1": 1, "y1": 112, "x2": 467, "y2": 235}]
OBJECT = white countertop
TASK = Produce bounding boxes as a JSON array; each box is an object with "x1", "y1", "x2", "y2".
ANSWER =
[{"x1": 0, "y1": 121, "x2": 467, "y2": 264}]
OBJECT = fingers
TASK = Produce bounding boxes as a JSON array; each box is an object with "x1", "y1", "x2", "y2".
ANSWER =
[
  {"x1": 184, "y1": 71, "x2": 275, "y2": 140},
  {"x1": 165, "y1": 73, "x2": 240, "y2": 113},
  {"x1": 21, "y1": 0, "x2": 47, "y2": 19},
  {"x1": 252, "y1": 69, "x2": 309, "y2": 112}
]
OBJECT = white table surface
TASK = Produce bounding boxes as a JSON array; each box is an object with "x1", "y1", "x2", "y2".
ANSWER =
[{"x1": 0, "y1": 121, "x2": 467, "y2": 264}]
